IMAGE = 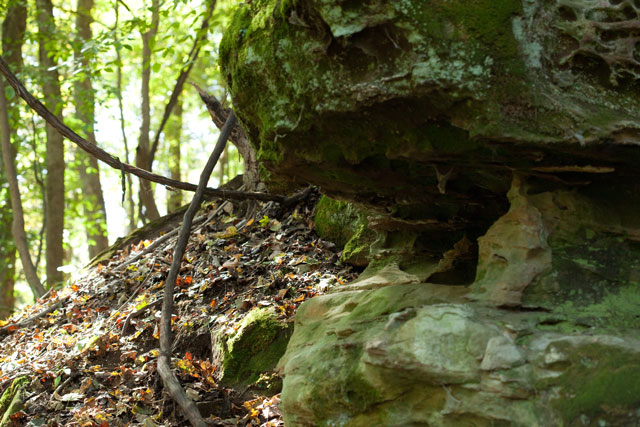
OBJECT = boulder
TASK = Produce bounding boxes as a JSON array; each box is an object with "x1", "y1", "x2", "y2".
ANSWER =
[
  {"x1": 277, "y1": 266, "x2": 640, "y2": 426},
  {"x1": 214, "y1": 308, "x2": 292, "y2": 387},
  {"x1": 220, "y1": 0, "x2": 640, "y2": 424}
]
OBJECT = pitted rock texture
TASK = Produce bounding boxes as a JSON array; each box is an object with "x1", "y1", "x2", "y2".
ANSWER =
[{"x1": 546, "y1": 0, "x2": 640, "y2": 84}]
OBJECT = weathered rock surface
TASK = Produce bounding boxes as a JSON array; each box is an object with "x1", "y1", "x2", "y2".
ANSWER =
[
  {"x1": 214, "y1": 308, "x2": 292, "y2": 387},
  {"x1": 278, "y1": 265, "x2": 640, "y2": 426},
  {"x1": 220, "y1": 0, "x2": 640, "y2": 425},
  {"x1": 221, "y1": 0, "x2": 640, "y2": 233}
]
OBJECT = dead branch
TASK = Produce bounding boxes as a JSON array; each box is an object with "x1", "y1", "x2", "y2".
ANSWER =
[
  {"x1": 158, "y1": 111, "x2": 237, "y2": 427},
  {"x1": 0, "y1": 299, "x2": 63, "y2": 337},
  {"x1": 0, "y1": 55, "x2": 304, "y2": 205},
  {"x1": 192, "y1": 83, "x2": 261, "y2": 191},
  {"x1": 114, "y1": 212, "x2": 208, "y2": 272}
]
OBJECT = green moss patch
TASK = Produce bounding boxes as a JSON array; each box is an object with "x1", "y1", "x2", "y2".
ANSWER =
[
  {"x1": 0, "y1": 376, "x2": 28, "y2": 427},
  {"x1": 550, "y1": 282, "x2": 640, "y2": 332},
  {"x1": 541, "y1": 341, "x2": 640, "y2": 422},
  {"x1": 313, "y1": 195, "x2": 378, "y2": 266},
  {"x1": 314, "y1": 196, "x2": 365, "y2": 249},
  {"x1": 217, "y1": 308, "x2": 292, "y2": 386}
]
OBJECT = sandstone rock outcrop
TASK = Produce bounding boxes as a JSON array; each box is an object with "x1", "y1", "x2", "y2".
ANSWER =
[{"x1": 220, "y1": 0, "x2": 640, "y2": 424}]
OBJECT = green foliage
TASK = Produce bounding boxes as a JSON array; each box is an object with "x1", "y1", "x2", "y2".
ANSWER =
[{"x1": 0, "y1": 0, "x2": 250, "y2": 292}]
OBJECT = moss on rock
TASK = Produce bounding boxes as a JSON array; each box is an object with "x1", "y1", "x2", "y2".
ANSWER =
[
  {"x1": 218, "y1": 0, "x2": 528, "y2": 216},
  {"x1": 219, "y1": 2, "x2": 640, "y2": 424},
  {"x1": 314, "y1": 196, "x2": 365, "y2": 249},
  {"x1": 314, "y1": 195, "x2": 377, "y2": 266},
  {"x1": 219, "y1": 0, "x2": 640, "y2": 243},
  {"x1": 217, "y1": 308, "x2": 292, "y2": 386},
  {"x1": 532, "y1": 337, "x2": 640, "y2": 423},
  {"x1": 0, "y1": 376, "x2": 28, "y2": 427}
]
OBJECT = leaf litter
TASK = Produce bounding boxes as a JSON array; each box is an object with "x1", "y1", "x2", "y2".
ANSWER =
[{"x1": 0, "y1": 189, "x2": 357, "y2": 426}]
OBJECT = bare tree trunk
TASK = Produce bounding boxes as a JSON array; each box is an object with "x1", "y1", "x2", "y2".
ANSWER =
[
  {"x1": 1, "y1": 0, "x2": 45, "y2": 297},
  {"x1": 0, "y1": 154, "x2": 16, "y2": 317},
  {"x1": 218, "y1": 146, "x2": 227, "y2": 184},
  {"x1": 28, "y1": 115, "x2": 46, "y2": 271},
  {"x1": 114, "y1": 1, "x2": 136, "y2": 232},
  {"x1": 36, "y1": 0, "x2": 65, "y2": 287},
  {"x1": 73, "y1": 0, "x2": 109, "y2": 258},
  {"x1": 0, "y1": 1, "x2": 45, "y2": 297},
  {"x1": 0, "y1": 0, "x2": 23, "y2": 311},
  {"x1": 192, "y1": 85, "x2": 261, "y2": 191},
  {"x1": 0, "y1": 82, "x2": 44, "y2": 297},
  {"x1": 136, "y1": 0, "x2": 161, "y2": 222},
  {"x1": 0, "y1": 224, "x2": 16, "y2": 318},
  {"x1": 166, "y1": 98, "x2": 182, "y2": 212}
]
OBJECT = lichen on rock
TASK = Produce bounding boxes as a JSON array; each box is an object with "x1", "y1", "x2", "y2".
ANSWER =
[
  {"x1": 219, "y1": 0, "x2": 640, "y2": 424},
  {"x1": 277, "y1": 278, "x2": 640, "y2": 425}
]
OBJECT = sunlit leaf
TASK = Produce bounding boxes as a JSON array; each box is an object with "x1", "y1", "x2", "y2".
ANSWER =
[{"x1": 60, "y1": 392, "x2": 84, "y2": 402}]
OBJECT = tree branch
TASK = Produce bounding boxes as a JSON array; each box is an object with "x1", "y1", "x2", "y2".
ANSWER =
[
  {"x1": 158, "y1": 111, "x2": 236, "y2": 427},
  {"x1": 192, "y1": 82, "x2": 261, "y2": 191},
  {"x1": 0, "y1": 55, "x2": 299, "y2": 204}
]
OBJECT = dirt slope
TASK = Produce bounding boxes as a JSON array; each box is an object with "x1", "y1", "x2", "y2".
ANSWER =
[{"x1": 0, "y1": 189, "x2": 356, "y2": 426}]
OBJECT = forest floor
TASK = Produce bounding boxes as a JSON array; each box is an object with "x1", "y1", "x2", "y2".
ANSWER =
[{"x1": 0, "y1": 188, "x2": 357, "y2": 426}]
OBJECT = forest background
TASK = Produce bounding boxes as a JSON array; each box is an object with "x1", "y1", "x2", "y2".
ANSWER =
[{"x1": 0, "y1": 0, "x2": 240, "y2": 314}]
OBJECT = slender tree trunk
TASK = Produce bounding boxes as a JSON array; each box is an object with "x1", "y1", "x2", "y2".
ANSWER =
[
  {"x1": 0, "y1": 155, "x2": 15, "y2": 317},
  {"x1": 73, "y1": 0, "x2": 109, "y2": 258},
  {"x1": 36, "y1": 0, "x2": 65, "y2": 287},
  {"x1": 0, "y1": 222, "x2": 16, "y2": 318},
  {"x1": 136, "y1": 0, "x2": 160, "y2": 222},
  {"x1": 166, "y1": 98, "x2": 182, "y2": 212},
  {"x1": 0, "y1": 0, "x2": 21, "y2": 312},
  {"x1": 28, "y1": 115, "x2": 46, "y2": 271},
  {"x1": 114, "y1": 1, "x2": 136, "y2": 232},
  {"x1": 0, "y1": 83, "x2": 44, "y2": 298},
  {"x1": 1, "y1": 0, "x2": 45, "y2": 298},
  {"x1": 193, "y1": 85, "x2": 261, "y2": 191},
  {"x1": 218, "y1": 146, "x2": 227, "y2": 184}
]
